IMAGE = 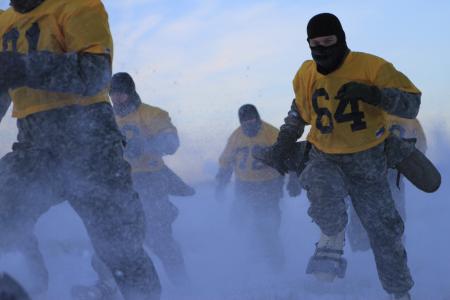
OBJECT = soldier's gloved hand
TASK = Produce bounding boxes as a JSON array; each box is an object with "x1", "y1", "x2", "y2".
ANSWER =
[
  {"x1": 252, "y1": 144, "x2": 287, "y2": 175},
  {"x1": 124, "y1": 137, "x2": 143, "y2": 159},
  {"x1": 215, "y1": 167, "x2": 232, "y2": 202},
  {"x1": 287, "y1": 172, "x2": 302, "y2": 197},
  {"x1": 215, "y1": 183, "x2": 227, "y2": 202},
  {"x1": 272, "y1": 144, "x2": 289, "y2": 175},
  {"x1": 337, "y1": 81, "x2": 382, "y2": 106},
  {"x1": 264, "y1": 143, "x2": 290, "y2": 175},
  {"x1": 0, "y1": 52, "x2": 27, "y2": 91}
]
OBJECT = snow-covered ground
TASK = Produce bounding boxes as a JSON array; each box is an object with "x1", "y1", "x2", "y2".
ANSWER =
[{"x1": 1, "y1": 152, "x2": 449, "y2": 300}]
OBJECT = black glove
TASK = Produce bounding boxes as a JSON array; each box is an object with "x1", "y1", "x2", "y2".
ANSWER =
[
  {"x1": 270, "y1": 142, "x2": 293, "y2": 175},
  {"x1": 254, "y1": 127, "x2": 299, "y2": 176},
  {"x1": 124, "y1": 137, "x2": 143, "y2": 160},
  {"x1": 337, "y1": 81, "x2": 382, "y2": 106},
  {"x1": 252, "y1": 143, "x2": 289, "y2": 175},
  {"x1": 253, "y1": 141, "x2": 309, "y2": 176},
  {"x1": 287, "y1": 172, "x2": 302, "y2": 197},
  {"x1": 0, "y1": 51, "x2": 27, "y2": 91},
  {"x1": 215, "y1": 167, "x2": 232, "y2": 201}
]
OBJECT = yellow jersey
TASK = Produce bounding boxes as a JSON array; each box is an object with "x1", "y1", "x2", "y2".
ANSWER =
[
  {"x1": 219, "y1": 121, "x2": 281, "y2": 182},
  {"x1": 0, "y1": 0, "x2": 113, "y2": 118},
  {"x1": 387, "y1": 115, "x2": 427, "y2": 153},
  {"x1": 293, "y1": 51, "x2": 421, "y2": 154},
  {"x1": 116, "y1": 103, "x2": 177, "y2": 173}
]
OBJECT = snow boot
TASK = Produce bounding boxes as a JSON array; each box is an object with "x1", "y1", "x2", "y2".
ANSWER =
[{"x1": 306, "y1": 230, "x2": 347, "y2": 282}]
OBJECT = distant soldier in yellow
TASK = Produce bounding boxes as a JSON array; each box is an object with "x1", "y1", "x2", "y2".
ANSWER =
[
  {"x1": 348, "y1": 117, "x2": 427, "y2": 251},
  {"x1": 216, "y1": 104, "x2": 301, "y2": 270},
  {"x1": 0, "y1": 1, "x2": 160, "y2": 299},
  {"x1": 72, "y1": 72, "x2": 195, "y2": 300}
]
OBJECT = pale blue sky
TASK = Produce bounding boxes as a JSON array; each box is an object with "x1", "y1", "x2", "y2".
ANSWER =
[{"x1": 0, "y1": 0, "x2": 449, "y2": 179}]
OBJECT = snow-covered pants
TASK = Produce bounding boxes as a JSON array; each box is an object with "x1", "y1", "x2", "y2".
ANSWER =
[
  {"x1": 92, "y1": 169, "x2": 187, "y2": 285},
  {"x1": 0, "y1": 103, "x2": 160, "y2": 300},
  {"x1": 233, "y1": 177, "x2": 284, "y2": 269},
  {"x1": 133, "y1": 171, "x2": 187, "y2": 284},
  {"x1": 348, "y1": 169, "x2": 406, "y2": 252},
  {"x1": 300, "y1": 142, "x2": 413, "y2": 295}
]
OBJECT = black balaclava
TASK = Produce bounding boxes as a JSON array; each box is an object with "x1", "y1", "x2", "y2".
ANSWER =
[
  {"x1": 307, "y1": 13, "x2": 350, "y2": 75},
  {"x1": 239, "y1": 104, "x2": 262, "y2": 137},
  {"x1": 10, "y1": 0, "x2": 44, "y2": 14},
  {"x1": 110, "y1": 72, "x2": 142, "y2": 117}
]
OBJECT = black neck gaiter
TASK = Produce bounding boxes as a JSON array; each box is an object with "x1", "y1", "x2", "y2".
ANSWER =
[
  {"x1": 310, "y1": 43, "x2": 349, "y2": 75},
  {"x1": 113, "y1": 93, "x2": 142, "y2": 117},
  {"x1": 242, "y1": 120, "x2": 262, "y2": 137}
]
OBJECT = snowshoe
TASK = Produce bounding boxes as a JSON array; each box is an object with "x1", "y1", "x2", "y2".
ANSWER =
[{"x1": 306, "y1": 231, "x2": 347, "y2": 282}]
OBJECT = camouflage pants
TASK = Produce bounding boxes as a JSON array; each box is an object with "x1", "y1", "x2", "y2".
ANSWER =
[
  {"x1": 93, "y1": 170, "x2": 187, "y2": 285},
  {"x1": 233, "y1": 178, "x2": 285, "y2": 269},
  {"x1": 133, "y1": 171, "x2": 186, "y2": 283},
  {"x1": 300, "y1": 142, "x2": 413, "y2": 294},
  {"x1": 347, "y1": 135, "x2": 414, "y2": 253},
  {"x1": 348, "y1": 169, "x2": 406, "y2": 252},
  {"x1": 0, "y1": 103, "x2": 160, "y2": 300}
]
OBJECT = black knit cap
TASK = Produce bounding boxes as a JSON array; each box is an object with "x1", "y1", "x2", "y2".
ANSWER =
[
  {"x1": 238, "y1": 104, "x2": 260, "y2": 123},
  {"x1": 110, "y1": 72, "x2": 136, "y2": 95},
  {"x1": 307, "y1": 13, "x2": 346, "y2": 42}
]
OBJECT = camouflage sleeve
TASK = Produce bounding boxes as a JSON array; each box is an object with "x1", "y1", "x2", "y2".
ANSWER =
[
  {"x1": 144, "y1": 131, "x2": 180, "y2": 156},
  {"x1": 24, "y1": 52, "x2": 111, "y2": 97},
  {"x1": 278, "y1": 99, "x2": 307, "y2": 144},
  {"x1": 0, "y1": 91, "x2": 11, "y2": 122},
  {"x1": 142, "y1": 109, "x2": 179, "y2": 155},
  {"x1": 217, "y1": 134, "x2": 236, "y2": 185},
  {"x1": 216, "y1": 166, "x2": 233, "y2": 185},
  {"x1": 379, "y1": 88, "x2": 420, "y2": 119},
  {"x1": 219, "y1": 132, "x2": 238, "y2": 170}
]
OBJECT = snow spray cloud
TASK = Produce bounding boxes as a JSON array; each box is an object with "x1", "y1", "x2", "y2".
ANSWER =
[{"x1": 0, "y1": 122, "x2": 449, "y2": 300}]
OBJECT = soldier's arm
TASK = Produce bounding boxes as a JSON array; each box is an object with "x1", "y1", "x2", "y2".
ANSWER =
[
  {"x1": 216, "y1": 167, "x2": 233, "y2": 186},
  {"x1": 256, "y1": 99, "x2": 307, "y2": 175},
  {"x1": 142, "y1": 109, "x2": 180, "y2": 155},
  {"x1": 24, "y1": 52, "x2": 111, "y2": 97},
  {"x1": 22, "y1": 1, "x2": 112, "y2": 97},
  {"x1": 277, "y1": 99, "x2": 307, "y2": 147},
  {"x1": 215, "y1": 164, "x2": 233, "y2": 201},
  {"x1": 0, "y1": 92, "x2": 11, "y2": 123},
  {"x1": 144, "y1": 131, "x2": 180, "y2": 156},
  {"x1": 379, "y1": 88, "x2": 420, "y2": 119},
  {"x1": 376, "y1": 62, "x2": 421, "y2": 119},
  {"x1": 217, "y1": 135, "x2": 236, "y2": 186}
]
